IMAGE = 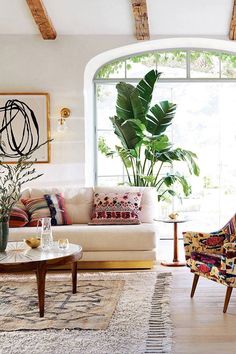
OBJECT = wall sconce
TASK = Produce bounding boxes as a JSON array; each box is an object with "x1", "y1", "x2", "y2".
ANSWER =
[{"x1": 57, "y1": 107, "x2": 71, "y2": 132}]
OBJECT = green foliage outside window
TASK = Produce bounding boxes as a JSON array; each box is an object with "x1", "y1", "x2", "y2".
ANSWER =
[{"x1": 96, "y1": 50, "x2": 236, "y2": 79}]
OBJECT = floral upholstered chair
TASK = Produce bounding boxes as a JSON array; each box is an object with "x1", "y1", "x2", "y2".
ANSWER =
[{"x1": 183, "y1": 214, "x2": 236, "y2": 313}]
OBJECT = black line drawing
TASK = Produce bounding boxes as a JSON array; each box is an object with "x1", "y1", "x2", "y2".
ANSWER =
[{"x1": 0, "y1": 99, "x2": 41, "y2": 158}]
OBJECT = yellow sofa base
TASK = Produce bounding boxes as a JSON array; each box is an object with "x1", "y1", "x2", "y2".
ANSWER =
[{"x1": 54, "y1": 260, "x2": 155, "y2": 270}]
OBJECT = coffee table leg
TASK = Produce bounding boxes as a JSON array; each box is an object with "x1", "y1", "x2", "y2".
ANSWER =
[
  {"x1": 36, "y1": 262, "x2": 47, "y2": 317},
  {"x1": 71, "y1": 261, "x2": 77, "y2": 294}
]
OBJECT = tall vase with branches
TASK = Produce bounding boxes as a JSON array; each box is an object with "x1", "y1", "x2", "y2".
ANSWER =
[
  {"x1": 0, "y1": 135, "x2": 49, "y2": 251},
  {"x1": 98, "y1": 69, "x2": 200, "y2": 202}
]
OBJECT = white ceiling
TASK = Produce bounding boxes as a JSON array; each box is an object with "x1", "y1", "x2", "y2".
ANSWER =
[{"x1": 0, "y1": 0, "x2": 233, "y2": 36}]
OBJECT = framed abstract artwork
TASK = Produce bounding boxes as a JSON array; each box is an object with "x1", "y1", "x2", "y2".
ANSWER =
[{"x1": 0, "y1": 93, "x2": 50, "y2": 163}]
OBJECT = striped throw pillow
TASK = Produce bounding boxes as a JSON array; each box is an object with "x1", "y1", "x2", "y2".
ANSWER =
[
  {"x1": 22, "y1": 193, "x2": 71, "y2": 227},
  {"x1": 9, "y1": 205, "x2": 29, "y2": 228}
]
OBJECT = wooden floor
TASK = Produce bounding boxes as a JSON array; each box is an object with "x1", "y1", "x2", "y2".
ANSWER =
[
  {"x1": 75, "y1": 232, "x2": 236, "y2": 354},
  {"x1": 169, "y1": 266, "x2": 236, "y2": 354}
]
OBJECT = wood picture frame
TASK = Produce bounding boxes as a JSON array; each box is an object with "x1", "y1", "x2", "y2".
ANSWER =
[{"x1": 0, "y1": 93, "x2": 50, "y2": 163}]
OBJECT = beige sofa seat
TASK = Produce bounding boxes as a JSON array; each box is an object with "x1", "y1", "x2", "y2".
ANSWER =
[{"x1": 9, "y1": 224, "x2": 156, "y2": 252}]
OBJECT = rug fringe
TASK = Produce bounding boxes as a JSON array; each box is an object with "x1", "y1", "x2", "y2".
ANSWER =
[{"x1": 145, "y1": 272, "x2": 173, "y2": 354}]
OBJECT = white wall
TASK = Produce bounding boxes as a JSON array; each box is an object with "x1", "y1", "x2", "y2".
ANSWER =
[
  {"x1": 0, "y1": 34, "x2": 236, "y2": 187},
  {"x1": 0, "y1": 34, "x2": 137, "y2": 186}
]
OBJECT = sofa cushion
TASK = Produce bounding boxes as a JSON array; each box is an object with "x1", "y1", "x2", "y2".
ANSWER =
[
  {"x1": 20, "y1": 188, "x2": 31, "y2": 199},
  {"x1": 28, "y1": 186, "x2": 94, "y2": 224},
  {"x1": 9, "y1": 191, "x2": 30, "y2": 227},
  {"x1": 90, "y1": 191, "x2": 142, "y2": 225},
  {"x1": 22, "y1": 193, "x2": 71, "y2": 227},
  {"x1": 8, "y1": 224, "x2": 156, "y2": 252},
  {"x1": 94, "y1": 186, "x2": 156, "y2": 223},
  {"x1": 9, "y1": 205, "x2": 29, "y2": 228},
  {"x1": 22, "y1": 197, "x2": 50, "y2": 226}
]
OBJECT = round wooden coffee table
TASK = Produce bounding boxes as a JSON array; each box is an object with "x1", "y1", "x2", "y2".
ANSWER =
[{"x1": 0, "y1": 242, "x2": 83, "y2": 317}]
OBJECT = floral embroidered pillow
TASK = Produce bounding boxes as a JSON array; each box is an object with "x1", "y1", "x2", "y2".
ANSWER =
[{"x1": 90, "y1": 192, "x2": 142, "y2": 225}]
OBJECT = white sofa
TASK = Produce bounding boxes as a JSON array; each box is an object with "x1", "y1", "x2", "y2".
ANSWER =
[{"x1": 9, "y1": 186, "x2": 157, "y2": 269}]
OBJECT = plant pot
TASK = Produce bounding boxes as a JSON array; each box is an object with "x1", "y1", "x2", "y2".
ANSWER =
[{"x1": 0, "y1": 220, "x2": 9, "y2": 252}]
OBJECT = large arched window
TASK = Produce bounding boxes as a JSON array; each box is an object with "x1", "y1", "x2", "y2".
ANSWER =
[{"x1": 93, "y1": 49, "x2": 236, "y2": 230}]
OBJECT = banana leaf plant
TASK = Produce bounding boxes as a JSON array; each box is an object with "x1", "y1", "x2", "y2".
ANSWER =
[{"x1": 98, "y1": 69, "x2": 200, "y2": 201}]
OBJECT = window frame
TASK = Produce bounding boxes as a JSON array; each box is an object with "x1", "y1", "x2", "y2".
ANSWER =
[{"x1": 93, "y1": 48, "x2": 236, "y2": 185}]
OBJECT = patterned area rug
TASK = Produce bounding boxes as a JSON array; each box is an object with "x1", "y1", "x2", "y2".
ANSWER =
[
  {"x1": 0, "y1": 272, "x2": 172, "y2": 354},
  {"x1": 0, "y1": 280, "x2": 124, "y2": 331}
]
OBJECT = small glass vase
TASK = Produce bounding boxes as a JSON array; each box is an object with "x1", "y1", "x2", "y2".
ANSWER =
[
  {"x1": 0, "y1": 219, "x2": 9, "y2": 252},
  {"x1": 37, "y1": 217, "x2": 53, "y2": 250}
]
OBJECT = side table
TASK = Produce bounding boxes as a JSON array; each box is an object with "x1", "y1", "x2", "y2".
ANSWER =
[{"x1": 155, "y1": 218, "x2": 189, "y2": 267}]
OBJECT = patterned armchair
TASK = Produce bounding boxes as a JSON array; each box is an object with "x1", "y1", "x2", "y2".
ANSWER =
[{"x1": 183, "y1": 214, "x2": 236, "y2": 313}]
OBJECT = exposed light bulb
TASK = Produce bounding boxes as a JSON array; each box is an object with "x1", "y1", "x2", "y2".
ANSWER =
[
  {"x1": 57, "y1": 120, "x2": 68, "y2": 133},
  {"x1": 57, "y1": 108, "x2": 71, "y2": 133}
]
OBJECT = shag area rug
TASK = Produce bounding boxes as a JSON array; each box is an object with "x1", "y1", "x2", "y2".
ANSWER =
[
  {"x1": 0, "y1": 272, "x2": 172, "y2": 354},
  {"x1": 0, "y1": 280, "x2": 124, "y2": 331}
]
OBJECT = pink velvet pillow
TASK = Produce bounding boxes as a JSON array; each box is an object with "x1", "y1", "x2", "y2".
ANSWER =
[{"x1": 89, "y1": 192, "x2": 142, "y2": 225}]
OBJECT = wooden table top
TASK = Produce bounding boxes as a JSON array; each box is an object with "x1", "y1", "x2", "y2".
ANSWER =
[{"x1": 0, "y1": 242, "x2": 82, "y2": 265}]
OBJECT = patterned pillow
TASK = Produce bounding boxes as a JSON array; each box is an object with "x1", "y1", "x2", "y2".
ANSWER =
[
  {"x1": 9, "y1": 205, "x2": 29, "y2": 228},
  {"x1": 22, "y1": 193, "x2": 71, "y2": 227},
  {"x1": 89, "y1": 192, "x2": 142, "y2": 225}
]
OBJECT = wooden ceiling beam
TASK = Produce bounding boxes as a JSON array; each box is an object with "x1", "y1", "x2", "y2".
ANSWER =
[
  {"x1": 131, "y1": 0, "x2": 150, "y2": 40},
  {"x1": 229, "y1": 0, "x2": 236, "y2": 40},
  {"x1": 26, "y1": 0, "x2": 57, "y2": 40}
]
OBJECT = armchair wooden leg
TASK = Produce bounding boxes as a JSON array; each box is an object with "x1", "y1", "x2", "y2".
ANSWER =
[
  {"x1": 223, "y1": 287, "x2": 233, "y2": 313},
  {"x1": 191, "y1": 274, "x2": 199, "y2": 298}
]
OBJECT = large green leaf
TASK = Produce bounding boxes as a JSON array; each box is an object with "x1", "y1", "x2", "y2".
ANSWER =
[
  {"x1": 159, "y1": 173, "x2": 191, "y2": 196},
  {"x1": 136, "y1": 70, "x2": 161, "y2": 115},
  {"x1": 116, "y1": 82, "x2": 136, "y2": 120},
  {"x1": 110, "y1": 116, "x2": 142, "y2": 149},
  {"x1": 175, "y1": 149, "x2": 200, "y2": 176},
  {"x1": 156, "y1": 148, "x2": 200, "y2": 176},
  {"x1": 116, "y1": 81, "x2": 146, "y2": 123},
  {"x1": 149, "y1": 135, "x2": 172, "y2": 152},
  {"x1": 144, "y1": 135, "x2": 172, "y2": 161},
  {"x1": 116, "y1": 146, "x2": 132, "y2": 168},
  {"x1": 130, "y1": 89, "x2": 145, "y2": 123},
  {"x1": 123, "y1": 119, "x2": 146, "y2": 133},
  {"x1": 111, "y1": 81, "x2": 147, "y2": 150},
  {"x1": 146, "y1": 101, "x2": 177, "y2": 135}
]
